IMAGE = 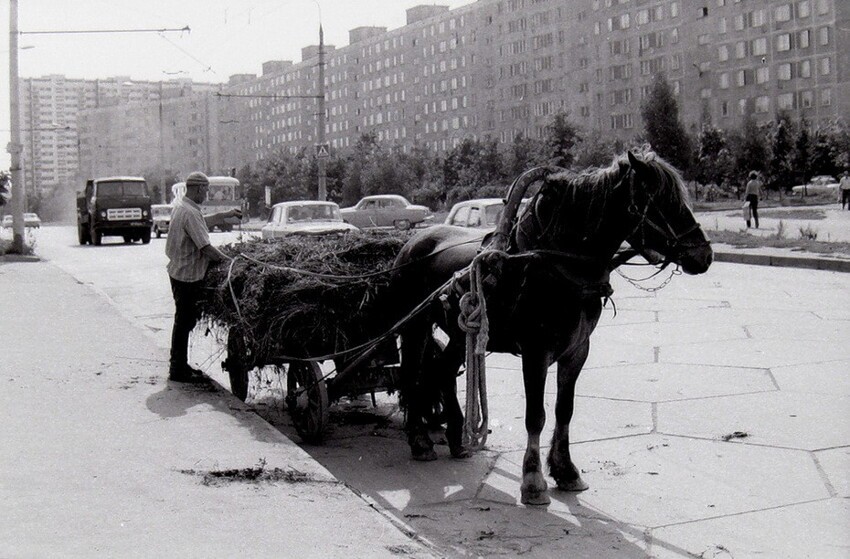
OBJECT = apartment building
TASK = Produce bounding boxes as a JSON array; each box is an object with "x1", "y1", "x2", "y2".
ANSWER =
[
  {"x1": 64, "y1": 0, "x2": 846, "y2": 181},
  {"x1": 19, "y1": 75, "x2": 220, "y2": 200}
]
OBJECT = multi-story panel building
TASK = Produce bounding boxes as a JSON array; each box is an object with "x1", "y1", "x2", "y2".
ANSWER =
[
  {"x1": 60, "y1": 0, "x2": 847, "y2": 184},
  {"x1": 19, "y1": 75, "x2": 219, "y2": 200}
]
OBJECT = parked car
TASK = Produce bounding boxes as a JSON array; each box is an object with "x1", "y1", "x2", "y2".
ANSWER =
[
  {"x1": 151, "y1": 204, "x2": 172, "y2": 238},
  {"x1": 791, "y1": 175, "x2": 840, "y2": 196},
  {"x1": 340, "y1": 194, "x2": 433, "y2": 230},
  {"x1": 2, "y1": 213, "x2": 41, "y2": 228},
  {"x1": 445, "y1": 198, "x2": 530, "y2": 230},
  {"x1": 261, "y1": 201, "x2": 358, "y2": 240}
]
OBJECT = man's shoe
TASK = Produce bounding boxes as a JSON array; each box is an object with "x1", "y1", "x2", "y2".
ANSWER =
[{"x1": 168, "y1": 366, "x2": 208, "y2": 383}]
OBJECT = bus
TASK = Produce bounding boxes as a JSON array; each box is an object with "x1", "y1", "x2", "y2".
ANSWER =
[{"x1": 170, "y1": 176, "x2": 246, "y2": 232}]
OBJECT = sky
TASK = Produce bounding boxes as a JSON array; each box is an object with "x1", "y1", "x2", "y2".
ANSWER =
[{"x1": 1, "y1": 0, "x2": 475, "y2": 168}]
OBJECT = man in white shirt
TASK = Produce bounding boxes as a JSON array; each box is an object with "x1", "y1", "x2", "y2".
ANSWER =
[{"x1": 165, "y1": 171, "x2": 241, "y2": 382}]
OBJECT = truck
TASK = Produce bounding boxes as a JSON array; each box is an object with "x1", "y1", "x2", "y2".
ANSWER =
[{"x1": 77, "y1": 176, "x2": 153, "y2": 245}]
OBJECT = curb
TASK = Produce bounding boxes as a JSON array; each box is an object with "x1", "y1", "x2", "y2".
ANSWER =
[{"x1": 713, "y1": 249, "x2": 850, "y2": 273}]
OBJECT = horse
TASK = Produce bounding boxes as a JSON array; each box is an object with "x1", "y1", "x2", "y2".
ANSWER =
[{"x1": 390, "y1": 149, "x2": 713, "y2": 505}]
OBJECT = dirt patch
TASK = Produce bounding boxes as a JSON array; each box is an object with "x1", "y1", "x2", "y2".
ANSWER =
[
  {"x1": 179, "y1": 460, "x2": 322, "y2": 486},
  {"x1": 721, "y1": 431, "x2": 749, "y2": 441},
  {"x1": 709, "y1": 230, "x2": 850, "y2": 256}
]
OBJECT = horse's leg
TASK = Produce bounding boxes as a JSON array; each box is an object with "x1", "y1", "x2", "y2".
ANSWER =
[
  {"x1": 400, "y1": 318, "x2": 438, "y2": 461},
  {"x1": 520, "y1": 348, "x2": 551, "y2": 505},
  {"x1": 548, "y1": 340, "x2": 590, "y2": 491},
  {"x1": 434, "y1": 337, "x2": 468, "y2": 458}
]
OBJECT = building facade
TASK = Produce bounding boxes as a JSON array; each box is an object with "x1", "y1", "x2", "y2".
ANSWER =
[{"x1": 26, "y1": 0, "x2": 846, "y2": 197}]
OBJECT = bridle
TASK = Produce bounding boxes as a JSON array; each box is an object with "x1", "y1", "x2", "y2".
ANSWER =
[{"x1": 622, "y1": 168, "x2": 708, "y2": 268}]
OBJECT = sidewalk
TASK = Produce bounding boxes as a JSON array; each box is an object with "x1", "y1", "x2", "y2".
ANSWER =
[{"x1": 0, "y1": 259, "x2": 435, "y2": 558}]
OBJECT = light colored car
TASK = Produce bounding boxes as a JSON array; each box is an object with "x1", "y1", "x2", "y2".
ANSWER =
[
  {"x1": 2, "y1": 213, "x2": 41, "y2": 228},
  {"x1": 340, "y1": 194, "x2": 433, "y2": 230},
  {"x1": 445, "y1": 198, "x2": 530, "y2": 230},
  {"x1": 151, "y1": 204, "x2": 172, "y2": 238},
  {"x1": 791, "y1": 175, "x2": 840, "y2": 196},
  {"x1": 261, "y1": 201, "x2": 358, "y2": 240}
]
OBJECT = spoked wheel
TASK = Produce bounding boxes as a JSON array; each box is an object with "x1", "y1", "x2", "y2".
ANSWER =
[
  {"x1": 285, "y1": 361, "x2": 328, "y2": 443},
  {"x1": 224, "y1": 330, "x2": 251, "y2": 402}
]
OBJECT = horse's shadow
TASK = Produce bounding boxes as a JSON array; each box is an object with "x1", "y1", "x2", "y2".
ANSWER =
[{"x1": 271, "y1": 400, "x2": 692, "y2": 558}]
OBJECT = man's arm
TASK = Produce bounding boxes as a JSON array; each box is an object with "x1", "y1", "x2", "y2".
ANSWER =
[
  {"x1": 201, "y1": 244, "x2": 231, "y2": 263},
  {"x1": 203, "y1": 208, "x2": 243, "y2": 229}
]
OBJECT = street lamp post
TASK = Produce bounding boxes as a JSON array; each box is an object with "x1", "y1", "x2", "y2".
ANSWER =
[
  {"x1": 317, "y1": 22, "x2": 327, "y2": 201},
  {"x1": 7, "y1": 0, "x2": 25, "y2": 253}
]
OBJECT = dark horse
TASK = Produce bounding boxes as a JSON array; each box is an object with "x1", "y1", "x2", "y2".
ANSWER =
[{"x1": 391, "y1": 150, "x2": 713, "y2": 505}]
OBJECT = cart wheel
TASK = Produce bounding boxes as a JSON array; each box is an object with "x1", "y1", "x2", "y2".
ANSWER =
[
  {"x1": 224, "y1": 331, "x2": 251, "y2": 402},
  {"x1": 285, "y1": 361, "x2": 328, "y2": 443}
]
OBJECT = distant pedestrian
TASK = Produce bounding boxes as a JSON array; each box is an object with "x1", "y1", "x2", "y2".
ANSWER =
[
  {"x1": 165, "y1": 171, "x2": 242, "y2": 383},
  {"x1": 840, "y1": 172, "x2": 850, "y2": 210},
  {"x1": 744, "y1": 171, "x2": 762, "y2": 229}
]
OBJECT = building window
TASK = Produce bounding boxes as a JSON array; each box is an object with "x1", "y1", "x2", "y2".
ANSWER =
[
  {"x1": 818, "y1": 26, "x2": 830, "y2": 46},
  {"x1": 700, "y1": 88, "x2": 712, "y2": 98},
  {"x1": 776, "y1": 34, "x2": 791, "y2": 51},
  {"x1": 736, "y1": 69, "x2": 747, "y2": 86},
  {"x1": 671, "y1": 2, "x2": 679, "y2": 17},
  {"x1": 778, "y1": 93, "x2": 794, "y2": 110},
  {"x1": 735, "y1": 41, "x2": 747, "y2": 58},
  {"x1": 775, "y1": 4, "x2": 791, "y2": 22},
  {"x1": 819, "y1": 57, "x2": 831, "y2": 75},
  {"x1": 799, "y1": 29, "x2": 811, "y2": 48},
  {"x1": 801, "y1": 90, "x2": 813, "y2": 108},
  {"x1": 820, "y1": 88, "x2": 831, "y2": 106},
  {"x1": 698, "y1": 33, "x2": 711, "y2": 45},
  {"x1": 738, "y1": 99, "x2": 747, "y2": 115},
  {"x1": 756, "y1": 67, "x2": 769, "y2": 83},
  {"x1": 778, "y1": 63, "x2": 792, "y2": 80},
  {"x1": 671, "y1": 27, "x2": 679, "y2": 43},
  {"x1": 718, "y1": 45, "x2": 729, "y2": 61},
  {"x1": 755, "y1": 96, "x2": 769, "y2": 113},
  {"x1": 720, "y1": 100, "x2": 730, "y2": 116},
  {"x1": 797, "y1": 0, "x2": 810, "y2": 18},
  {"x1": 718, "y1": 17, "x2": 727, "y2": 34},
  {"x1": 799, "y1": 59, "x2": 811, "y2": 78},
  {"x1": 817, "y1": 0, "x2": 829, "y2": 14},
  {"x1": 752, "y1": 37, "x2": 767, "y2": 55},
  {"x1": 719, "y1": 72, "x2": 730, "y2": 88}
]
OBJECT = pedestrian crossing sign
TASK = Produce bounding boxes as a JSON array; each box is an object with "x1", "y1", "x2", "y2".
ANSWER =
[{"x1": 315, "y1": 143, "x2": 330, "y2": 158}]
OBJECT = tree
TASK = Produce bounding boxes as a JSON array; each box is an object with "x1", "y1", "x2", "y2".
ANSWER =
[
  {"x1": 505, "y1": 133, "x2": 547, "y2": 178},
  {"x1": 767, "y1": 112, "x2": 794, "y2": 196},
  {"x1": 545, "y1": 111, "x2": 581, "y2": 168},
  {"x1": 695, "y1": 123, "x2": 728, "y2": 186},
  {"x1": 341, "y1": 131, "x2": 380, "y2": 205},
  {"x1": 0, "y1": 170, "x2": 11, "y2": 207},
  {"x1": 733, "y1": 114, "x2": 768, "y2": 182},
  {"x1": 790, "y1": 119, "x2": 812, "y2": 187},
  {"x1": 809, "y1": 125, "x2": 839, "y2": 178},
  {"x1": 640, "y1": 73, "x2": 693, "y2": 173}
]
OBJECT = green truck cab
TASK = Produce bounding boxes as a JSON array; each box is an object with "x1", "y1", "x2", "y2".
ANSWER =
[{"x1": 77, "y1": 176, "x2": 153, "y2": 245}]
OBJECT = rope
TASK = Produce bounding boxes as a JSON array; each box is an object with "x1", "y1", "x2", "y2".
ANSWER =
[{"x1": 454, "y1": 251, "x2": 494, "y2": 451}]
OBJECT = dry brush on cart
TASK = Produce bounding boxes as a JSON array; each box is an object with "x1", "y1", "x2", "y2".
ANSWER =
[{"x1": 197, "y1": 231, "x2": 412, "y2": 442}]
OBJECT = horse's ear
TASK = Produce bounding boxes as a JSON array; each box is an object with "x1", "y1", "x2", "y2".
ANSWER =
[{"x1": 627, "y1": 151, "x2": 648, "y2": 175}]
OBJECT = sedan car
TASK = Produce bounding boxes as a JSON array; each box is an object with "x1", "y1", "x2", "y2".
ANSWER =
[
  {"x1": 261, "y1": 201, "x2": 358, "y2": 240},
  {"x1": 445, "y1": 198, "x2": 530, "y2": 230},
  {"x1": 2, "y1": 213, "x2": 41, "y2": 228},
  {"x1": 340, "y1": 194, "x2": 433, "y2": 230},
  {"x1": 791, "y1": 175, "x2": 840, "y2": 196}
]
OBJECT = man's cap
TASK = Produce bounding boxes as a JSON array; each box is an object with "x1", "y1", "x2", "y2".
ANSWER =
[{"x1": 185, "y1": 172, "x2": 209, "y2": 188}]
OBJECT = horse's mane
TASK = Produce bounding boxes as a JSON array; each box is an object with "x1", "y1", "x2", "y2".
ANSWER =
[{"x1": 529, "y1": 147, "x2": 688, "y2": 239}]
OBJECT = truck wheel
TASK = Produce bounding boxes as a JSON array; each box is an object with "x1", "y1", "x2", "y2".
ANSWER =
[
  {"x1": 123, "y1": 236, "x2": 132, "y2": 244},
  {"x1": 141, "y1": 230, "x2": 151, "y2": 244},
  {"x1": 91, "y1": 227, "x2": 102, "y2": 246},
  {"x1": 285, "y1": 361, "x2": 328, "y2": 443}
]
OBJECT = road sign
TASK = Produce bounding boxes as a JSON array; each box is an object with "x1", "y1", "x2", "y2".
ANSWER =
[{"x1": 315, "y1": 143, "x2": 330, "y2": 158}]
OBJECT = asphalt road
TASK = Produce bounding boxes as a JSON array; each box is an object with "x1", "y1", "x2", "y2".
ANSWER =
[{"x1": 27, "y1": 224, "x2": 850, "y2": 558}]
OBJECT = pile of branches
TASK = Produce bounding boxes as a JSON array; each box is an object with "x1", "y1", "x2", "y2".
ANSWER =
[{"x1": 199, "y1": 231, "x2": 413, "y2": 362}]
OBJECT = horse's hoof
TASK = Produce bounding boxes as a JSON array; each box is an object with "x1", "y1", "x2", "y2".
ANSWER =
[
  {"x1": 556, "y1": 477, "x2": 589, "y2": 492},
  {"x1": 412, "y1": 449, "x2": 438, "y2": 462},
  {"x1": 450, "y1": 445, "x2": 471, "y2": 459},
  {"x1": 521, "y1": 490, "x2": 551, "y2": 506}
]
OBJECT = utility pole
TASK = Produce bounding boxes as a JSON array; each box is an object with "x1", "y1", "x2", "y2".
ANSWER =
[
  {"x1": 317, "y1": 23, "x2": 327, "y2": 201},
  {"x1": 8, "y1": 0, "x2": 25, "y2": 253}
]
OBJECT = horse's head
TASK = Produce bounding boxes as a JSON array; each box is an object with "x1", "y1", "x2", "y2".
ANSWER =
[{"x1": 621, "y1": 151, "x2": 713, "y2": 275}]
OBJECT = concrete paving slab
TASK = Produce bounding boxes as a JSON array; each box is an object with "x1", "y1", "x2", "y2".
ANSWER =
[
  {"x1": 660, "y1": 338, "x2": 850, "y2": 368},
  {"x1": 579, "y1": 362, "x2": 775, "y2": 402},
  {"x1": 658, "y1": 392, "x2": 850, "y2": 451},
  {"x1": 770, "y1": 360, "x2": 850, "y2": 396},
  {"x1": 815, "y1": 447, "x2": 850, "y2": 498},
  {"x1": 651, "y1": 498, "x2": 850, "y2": 559},
  {"x1": 597, "y1": 320, "x2": 748, "y2": 347}
]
